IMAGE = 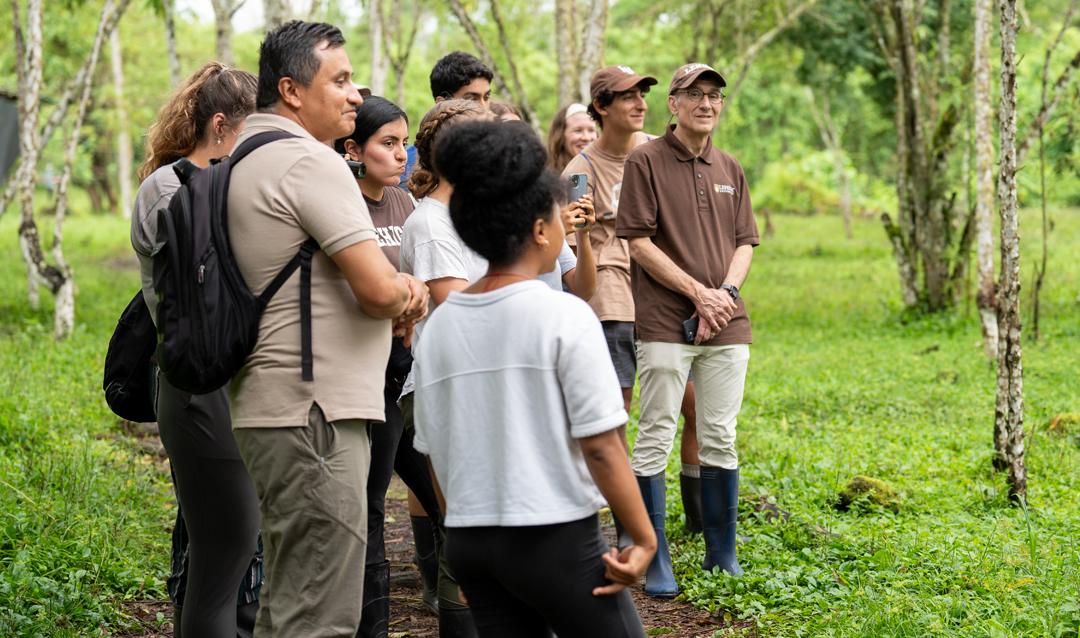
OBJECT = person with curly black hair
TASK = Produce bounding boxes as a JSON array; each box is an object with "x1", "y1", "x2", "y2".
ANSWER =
[
  {"x1": 411, "y1": 120, "x2": 655, "y2": 638},
  {"x1": 430, "y1": 51, "x2": 494, "y2": 106}
]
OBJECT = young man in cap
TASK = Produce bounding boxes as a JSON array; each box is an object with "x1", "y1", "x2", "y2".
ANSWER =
[
  {"x1": 228, "y1": 21, "x2": 428, "y2": 635},
  {"x1": 617, "y1": 63, "x2": 759, "y2": 594}
]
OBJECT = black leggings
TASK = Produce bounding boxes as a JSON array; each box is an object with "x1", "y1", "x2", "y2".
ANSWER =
[
  {"x1": 156, "y1": 375, "x2": 261, "y2": 638},
  {"x1": 445, "y1": 514, "x2": 645, "y2": 638},
  {"x1": 365, "y1": 382, "x2": 443, "y2": 565}
]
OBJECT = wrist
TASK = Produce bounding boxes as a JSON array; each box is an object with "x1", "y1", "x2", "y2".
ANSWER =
[{"x1": 720, "y1": 283, "x2": 740, "y2": 300}]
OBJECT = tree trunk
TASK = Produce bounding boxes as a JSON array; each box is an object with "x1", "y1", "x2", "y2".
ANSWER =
[
  {"x1": 369, "y1": 0, "x2": 387, "y2": 94},
  {"x1": 110, "y1": 28, "x2": 133, "y2": 217},
  {"x1": 994, "y1": 0, "x2": 1026, "y2": 503},
  {"x1": 264, "y1": 0, "x2": 289, "y2": 30},
  {"x1": 577, "y1": 0, "x2": 608, "y2": 103},
  {"x1": 380, "y1": 0, "x2": 422, "y2": 106},
  {"x1": 805, "y1": 86, "x2": 852, "y2": 239},
  {"x1": 555, "y1": 0, "x2": 578, "y2": 106},
  {"x1": 12, "y1": 0, "x2": 130, "y2": 338},
  {"x1": 211, "y1": 0, "x2": 237, "y2": 66},
  {"x1": 973, "y1": 0, "x2": 998, "y2": 360},
  {"x1": 163, "y1": 0, "x2": 181, "y2": 87}
]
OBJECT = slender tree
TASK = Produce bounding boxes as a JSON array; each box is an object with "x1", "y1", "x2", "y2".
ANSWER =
[
  {"x1": 994, "y1": 0, "x2": 1026, "y2": 502},
  {"x1": 162, "y1": 0, "x2": 181, "y2": 87},
  {"x1": 369, "y1": 0, "x2": 387, "y2": 94},
  {"x1": 211, "y1": 0, "x2": 244, "y2": 65},
  {"x1": 110, "y1": 28, "x2": 133, "y2": 217},
  {"x1": 805, "y1": 86, "x2": 853, "y2": 239},
  {"x1": 11, "y1": 0, "x2": 132, "y2": 338},
  {"x1": 264, "y1": 0, "x2": 289, "y2": 29},
  {"x1": 973, "y1": 0, "x2": 997, "y2": 360},
  {"x1": 379, "y1": 0, "x2": 423, "y2": 106}
]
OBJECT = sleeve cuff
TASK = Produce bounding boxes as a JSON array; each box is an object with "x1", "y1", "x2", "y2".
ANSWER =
[
  {"x1": 322, "y1": 228, "x2": 378, "y2": 256},
  {"x1": 571, "y1": 408, "x2": 629, "y2": 439}
]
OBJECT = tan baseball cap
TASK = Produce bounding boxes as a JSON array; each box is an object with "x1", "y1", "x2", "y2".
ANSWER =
[
  {"x1": 589, "y1": 65, "x2": 658, "y2": 99},
  {"x1": 668, "y1": 63, "x2": 727, "y2": 94}
]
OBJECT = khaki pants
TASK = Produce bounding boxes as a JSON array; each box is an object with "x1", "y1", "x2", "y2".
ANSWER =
[
  {"x1": 632, "y1": 341, "x2": 749, "y2": 476},
  {"x1": 234, "y1": 404, "x2": 371, "y2": 637}
]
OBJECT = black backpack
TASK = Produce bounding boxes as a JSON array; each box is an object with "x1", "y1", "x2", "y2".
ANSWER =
[
  {"x1": 154, "y1": 131, "x2": 319, "y2": 395},
  {"x1": 102, "y1": 290, "x2": 158, "y2": 423}
]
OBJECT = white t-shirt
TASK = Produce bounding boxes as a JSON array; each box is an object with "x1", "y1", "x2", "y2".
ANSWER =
[
  {"x1": 538, "y1": 240, "x2": 577, "y2": 291},
  {"x1": 399, "y1": 197, "x2": 488, "y2": 396},
  {"x1": 412, "y1": 280, "x2": 628, "y2": 527}
]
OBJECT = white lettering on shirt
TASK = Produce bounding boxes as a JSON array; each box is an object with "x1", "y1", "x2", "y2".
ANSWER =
[
  {"x1": 375, "y1": 224, "x2": 404, "y2": 247},
  {"x1": 714, "y1": 184, "x2": 735, "y2": 195}
]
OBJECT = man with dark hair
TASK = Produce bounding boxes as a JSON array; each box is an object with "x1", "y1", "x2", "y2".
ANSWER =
[
  {"x1": 618, "y1": 63, "x2": 759, "y2": 593},
  {"x1": 429, "y1": 51, "x2": 494, "y2": 106},
  {"x1": 228, "y1": 20, "x2": 428, "y2": 635}
]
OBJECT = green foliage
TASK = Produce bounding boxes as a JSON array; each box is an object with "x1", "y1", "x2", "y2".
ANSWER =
[
  {"x1": 754, "y1": 150, "x2": 895, "y2": 217},
  {"x1": 0, "y1": 215, "x2": 172, "y2": 636},
  {"x1": 632, "y1": 209, "x2": 1080, "y2": 638}
]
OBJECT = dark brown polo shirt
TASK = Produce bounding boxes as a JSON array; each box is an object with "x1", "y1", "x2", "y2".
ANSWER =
[
  {"x1": 364, "y1": 186, "x2": 415, "y2": 269},
  {"x1": 616, "y1": 126, "x2": 759, "y2": 346}
]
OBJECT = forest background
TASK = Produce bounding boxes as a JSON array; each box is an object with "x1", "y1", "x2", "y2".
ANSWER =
[{"x1": 0, "y1": 0, "x2": 1079, "y2": 636}]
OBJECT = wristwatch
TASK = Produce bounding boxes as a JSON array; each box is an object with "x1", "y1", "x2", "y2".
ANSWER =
[{"x1": 720, "y1": 284, "x2": 740, "y2": 300}]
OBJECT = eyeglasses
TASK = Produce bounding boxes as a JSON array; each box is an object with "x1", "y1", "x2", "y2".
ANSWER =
[{"x1": 677, "y1": 88, "x2": 725, "y2": 105}]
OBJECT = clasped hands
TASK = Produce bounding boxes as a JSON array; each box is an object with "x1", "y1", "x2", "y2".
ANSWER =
[
  {"x1": 393, "y1": 274, "x2": 429, "y2": 346},
  {"x1": 691, "y1": 283, "x2": 737, "y2": 344}
]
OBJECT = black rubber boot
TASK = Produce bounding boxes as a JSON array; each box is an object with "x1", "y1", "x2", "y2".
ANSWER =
[
  {"x1": 636, "y1": 473, "x2": 678, "y2": 598},
  {"x1": 680, "y1": 470, "x2": 703, "y2": 534},
  {"x1": 172, "y1": 605, "x2": 182, "y2": 638},
  {"x1": 410, "y1": 515, "x2": 439, "y2": 615},
  {"x1": 357, "y1": 560, "x2": 390, "y2": 638},
  {"x1": 701, "y1": 466, "x2": 744, "y2": 576},
  {"x1": 437, "y1": 605, "x2": 479, "y2": 638}
]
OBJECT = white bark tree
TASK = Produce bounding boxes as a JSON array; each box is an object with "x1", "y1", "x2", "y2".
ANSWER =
[
  {"x1": 576, "y1": 0, "x2": 608, "y2": 103},
  {"x1": 163, "y1": 0, "x2": 182, "y2": 87},
  {"x1": 110, "y1": 28, "x2": 133, "y2": 217},
  {"x1": 994, "y1": 0, "x2": 1026, "y2": 503},
  {"x1": 11, "y1": 0, "x2": 132, "y2": 339},
  {"x1": 805, "y1": 86, "x2": 853, "y2": 239},
  {"x1": 369, "y1": 0, "x2": 388, "y2": 94},
  {"x1": 264, "y1": 0, "x2": 290, "y2": 29},
  {"x1": 446, "y1": 0, "x2": 538, "y2": 125},
  {"x1": 973, "y1": 0, "x2": 998, "y2": 361},
  {"x1": 211, "y1": 0, "x2": 244, "y2": 66},
  {"x1": 379, "y1": 0, "x2": 423, "y2": 105}
]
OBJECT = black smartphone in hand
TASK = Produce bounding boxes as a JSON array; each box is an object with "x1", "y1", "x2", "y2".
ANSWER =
[{"x1": 682, "y1": 316, "x2": 700, "y2": 344}]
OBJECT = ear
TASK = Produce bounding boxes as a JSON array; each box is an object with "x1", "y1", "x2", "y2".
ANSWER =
[
  {"x1": 592, "y1": 98, "x2": 607, "y2": 119},
  {"x1": 343, "y1": 139, "x2": 362, "y2": 161},
  {"x1": 434, "y1": 95, "x2": 446, "y2": 103},
  {"x1": 532, "y1": 217, "x2": 549, "y2": 247},
  {"x1": 211, "y1": 113, "x2": 229, "y2": 137},
  {"x1": 667, "y1": 94, "x2": 678, "y2": 115},
  {"x1": 278, "y1": 77, "x2": 303, "y2": 110}
]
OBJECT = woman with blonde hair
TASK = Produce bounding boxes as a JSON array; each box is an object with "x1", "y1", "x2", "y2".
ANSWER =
[
  {"x1": 546, "y1": 102, "x2": 598, "y2": 172},
  {"x1": 130, "y1": 61, "x2": 261, "y2": 638}
]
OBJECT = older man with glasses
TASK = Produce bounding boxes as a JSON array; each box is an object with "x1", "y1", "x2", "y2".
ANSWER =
[{"x1": 616, "y1": 63, "x2": 760, "y2": 595}]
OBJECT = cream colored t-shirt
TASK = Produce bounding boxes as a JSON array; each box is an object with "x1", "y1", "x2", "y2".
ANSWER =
[
  {"x1": 227, "y1": 113, "x2": 388, "y2": 428},
  {"x1": 562, "y1": 133, "x2": 649, "y2": 322}
]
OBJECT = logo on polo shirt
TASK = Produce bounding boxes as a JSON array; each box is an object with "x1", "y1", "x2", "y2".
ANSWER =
[{"x1": 714, "y1": 183, "x2": 735, "y2": 195}]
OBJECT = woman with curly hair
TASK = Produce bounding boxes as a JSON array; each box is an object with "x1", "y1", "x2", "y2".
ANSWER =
[
  {"x1": 399, "y1": 97, "x2": 493, "y2": 636},
  {"x1": 130, "y1": 61, "x2": 261, "y2": 638},
  {"x1": 412, "y1": 119, "x2": 654, "y2": 637}
]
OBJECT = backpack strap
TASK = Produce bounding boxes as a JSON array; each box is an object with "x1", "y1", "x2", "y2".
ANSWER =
[
  {"x1": 229, "y1": 130, "x2": 298, "y2": 166},
  {"x1": 256, "y1": 237, "x2": 320, "y2": 382}
]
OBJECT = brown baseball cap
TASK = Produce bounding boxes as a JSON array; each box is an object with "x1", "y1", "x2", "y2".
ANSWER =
[
  {"x1": 668, "y1": 63, "x2": 727, "y2": 94},
  {"x1": 590, "y1": 65, "x2": 658, "y2": 99}
]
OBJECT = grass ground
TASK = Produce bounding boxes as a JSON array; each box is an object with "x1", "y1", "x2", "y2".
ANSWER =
[{"x1": 0, "y1": 208, "x2": 1076, "y2": 636}]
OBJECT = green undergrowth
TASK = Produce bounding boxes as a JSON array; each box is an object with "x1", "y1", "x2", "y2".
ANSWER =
[
  {"x1": 1, "y1": 208, "x2": 1078, "y2": 636},
  {"x1": 631, "y1": 210, "x2": 1080, "y2": 637},
  {"x1": 0, "y1": 214, "x2": 172, "y2": 636}
]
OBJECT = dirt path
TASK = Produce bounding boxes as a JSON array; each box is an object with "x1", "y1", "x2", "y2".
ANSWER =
[{"x1": 121, "y1": 476, "x2": 739, "y2": 637}]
